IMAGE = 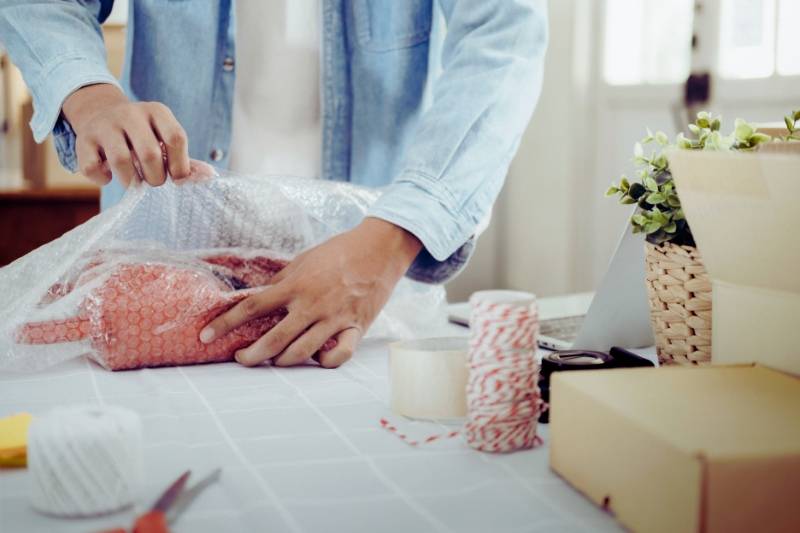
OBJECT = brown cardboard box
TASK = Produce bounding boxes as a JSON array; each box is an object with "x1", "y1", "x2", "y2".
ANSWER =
[
  {"x1": 549, "y1": 365, "x2": 800, "y2": 533},
  {"x1": 668, "y1": 151, "x2": 800, "y2": 376}
]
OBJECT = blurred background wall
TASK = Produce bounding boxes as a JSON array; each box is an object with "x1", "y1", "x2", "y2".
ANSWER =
[{"x1": 2, "y1": 0, "x2": 798, "y2": 298}]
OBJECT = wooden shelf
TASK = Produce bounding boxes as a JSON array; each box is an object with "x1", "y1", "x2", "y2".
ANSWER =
[
  {"x1": 0, "y1": 186, "x2": 100, "y2": 266},
  {"x1": 0, "y1": 186, "x2": 100, "y2": 202}
]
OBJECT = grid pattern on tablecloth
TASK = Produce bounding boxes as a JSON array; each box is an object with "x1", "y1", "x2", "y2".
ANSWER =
[{"x1": 0, "y1": 339, "x2": 622, "y2": 533}]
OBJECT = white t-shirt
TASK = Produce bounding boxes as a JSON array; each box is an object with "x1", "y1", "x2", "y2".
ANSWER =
[{"x1": 229, "y1": 0, "x2": 322, "y2": 178}]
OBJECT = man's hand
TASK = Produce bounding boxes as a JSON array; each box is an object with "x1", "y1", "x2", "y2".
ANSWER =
[
  {"x1": 199, "y1": 218, "x2": 423, "y2": 368},
  {"x1": 62, "y1": 83, "x2": 191, "y2": 186}
]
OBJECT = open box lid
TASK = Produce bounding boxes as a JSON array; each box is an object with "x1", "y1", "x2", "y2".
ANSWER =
[
  {"x1": 667, "y1": 150, "x2": 800, "y2": 295},
  {"x1": 559, "y1": 365, "x2": 800, "y2": 459}
]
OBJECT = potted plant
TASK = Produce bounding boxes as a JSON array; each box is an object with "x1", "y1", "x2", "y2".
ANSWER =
[{"x1": 606, "y1": 110, "x2": 799, "y2": 365}]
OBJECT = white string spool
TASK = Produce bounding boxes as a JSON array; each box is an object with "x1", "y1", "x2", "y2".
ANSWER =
[
  {"x1": 465, "y1": 290, "x2": 543, "y2": 453},
  {"x1": 27, "y1": 405, "x2": 144, "y2": 517}
]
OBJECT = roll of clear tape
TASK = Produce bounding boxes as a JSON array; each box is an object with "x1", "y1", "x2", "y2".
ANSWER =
[
  {"x1": 27, "y1": 405, "x2": 144, "y2": 517},
  {"x1": 389, "y1": 337, "x2": 469, "y2": 420}
]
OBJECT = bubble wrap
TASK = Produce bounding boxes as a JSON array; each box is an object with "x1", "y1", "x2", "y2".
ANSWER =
[{"x1": 0, "y1": 167, "x2": 447, "y2": 371}]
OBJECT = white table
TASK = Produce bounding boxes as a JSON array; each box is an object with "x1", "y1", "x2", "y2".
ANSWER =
[{"x1": 0, "y1": 298, "x2": 623, "y2": 533}]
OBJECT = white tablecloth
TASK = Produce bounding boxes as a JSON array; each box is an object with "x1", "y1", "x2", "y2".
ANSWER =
[{"x1": 0, "y1": 332, "x2": 623, "y2": 533}]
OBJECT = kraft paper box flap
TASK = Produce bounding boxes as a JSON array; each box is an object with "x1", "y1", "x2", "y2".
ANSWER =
[
  {"x1": 666, "y1": 151, "x2": 800, "y2": 294},
  {"x1": 555, "y1": 366, "x2": 800, "y2": 458}
]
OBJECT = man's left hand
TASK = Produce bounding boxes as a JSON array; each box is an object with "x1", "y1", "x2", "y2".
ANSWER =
[{"x1": 199, "y1": 217, "x2": 422, "y2": 368}]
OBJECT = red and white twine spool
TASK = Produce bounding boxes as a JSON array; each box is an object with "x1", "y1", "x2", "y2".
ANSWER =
[
  {"x1": 465, "y1": 290, "x2": 544, "y2": 453},
  {"x1": 380, "y1": 290, "x2": 545, "y2": 453}
]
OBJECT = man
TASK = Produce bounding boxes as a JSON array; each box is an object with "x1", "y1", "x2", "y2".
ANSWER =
[{"x1": 0, "y1": 0, "x2": 548, "y2": 368}]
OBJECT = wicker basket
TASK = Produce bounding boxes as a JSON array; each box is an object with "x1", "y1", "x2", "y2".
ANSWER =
[{"x1": 644, "y1": 242, "x2": 712, "y2": 365}]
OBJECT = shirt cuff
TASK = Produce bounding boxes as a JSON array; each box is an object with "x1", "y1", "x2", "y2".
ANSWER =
[
  {"x1": 367, "y1": 174, "x2": 477, "y2": 284},
  {"x1": 27, "y1": 55, "x2": 120, "y2": 170}
]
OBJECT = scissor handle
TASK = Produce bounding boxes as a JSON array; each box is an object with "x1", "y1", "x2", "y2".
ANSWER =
[{"x1": 132, "y1": 510, "x2": 169, "y2": 533}]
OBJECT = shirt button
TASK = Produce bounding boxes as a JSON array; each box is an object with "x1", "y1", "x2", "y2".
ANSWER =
[
  {"x1": 222, "y1": 57, "x2": 235, "y2": 72},
  {"x1": 210, "y1": 148, "x2": 224, "y2": 162}
]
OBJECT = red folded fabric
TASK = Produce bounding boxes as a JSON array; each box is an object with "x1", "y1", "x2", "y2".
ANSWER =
[{"x1": 15, "y1": 253, "x2": 335, "y2": 370}]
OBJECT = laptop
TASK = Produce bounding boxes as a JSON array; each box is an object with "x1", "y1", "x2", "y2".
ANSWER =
[{"x1": 448, "y1": 219, "x2": 655, "y2": 352}]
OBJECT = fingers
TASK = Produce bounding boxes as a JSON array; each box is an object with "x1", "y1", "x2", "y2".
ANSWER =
[
  {"x1": 148, "y1": 102, "x2": 191, "y2": 180},
  {"x1": 234, "y1": 310, "x2": 313, "y2": 367},
  {"x1": 200, "y1": 287, "x2": 287, "y2": 345},
  {"x1": 103, "y1": 130, "x2": 139, "y2": 187},
  {"x1": 317, "y1": 327, "x2": 360, "y2": 369},
  {"x1": 178, "y1": 159, "x2": 216, "y2": 184},
  {"x1": 273, "y1": 320, "x2": 339, "y2": 367},
  {"x1": 66, "y1": 91, "x2": 190, "y2": 187},
  {"x1": 76, "y1": 138, "x2": 111, "y2": 185},
  {"x1": 126, "y1": 116, "x2": 166, "y2": 186}
]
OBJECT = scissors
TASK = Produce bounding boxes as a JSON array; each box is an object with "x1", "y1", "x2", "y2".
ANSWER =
[{"x1": 102, "y1": 468, "x2": 221, "y2": 533}]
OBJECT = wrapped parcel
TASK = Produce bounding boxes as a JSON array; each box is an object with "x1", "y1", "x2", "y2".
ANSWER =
[{"x1": 0, "y1": 166, "x2": 445, "y2": 371}]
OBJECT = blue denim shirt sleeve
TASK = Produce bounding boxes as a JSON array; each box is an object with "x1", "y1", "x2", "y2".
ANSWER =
[
  {"x1": 0, "y1": 0, "x2": 119, "y2": 172},
  {"x1": 367, "y1": 0, "x2": 548, "y2": 283}
]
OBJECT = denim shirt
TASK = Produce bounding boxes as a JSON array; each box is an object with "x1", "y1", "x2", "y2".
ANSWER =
[{"x1": 0, "y1": 0, "x2": 547, "y2": 283}]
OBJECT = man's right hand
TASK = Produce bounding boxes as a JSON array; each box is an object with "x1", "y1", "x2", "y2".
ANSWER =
[{"x1": 62, "y1": 84, "x2": 191, "y2": 187}]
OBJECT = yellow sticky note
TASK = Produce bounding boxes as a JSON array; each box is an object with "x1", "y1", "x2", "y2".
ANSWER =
[{"x1": 0, "y1": 412, "x2": 32, "y2": 468}]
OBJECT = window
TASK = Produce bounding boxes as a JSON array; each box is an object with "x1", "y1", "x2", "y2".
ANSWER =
[
  {"x1": 604, "y1": 0, "x2": 800, "y2": 85},
  {"x1": 776, "y1": 0, "x2": 800, "y2": 75},
  {"x1": 603, "y1": 0, "x2": 694, "y2": 85},
  {"x1": 718, "y1": 0, "x2": 775, "y2": 79},
  {"x1": 717, "y1": 0, "x2": 799, "y2": 78}
]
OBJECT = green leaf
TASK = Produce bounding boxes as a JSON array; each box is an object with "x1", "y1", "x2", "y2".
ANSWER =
[
  {"x1": 734, "y1": 118, "x2": 754, "y2": 141},
  {"x1": 653, "y1": 154, "x2": 668, "y2": 170},
  {"x1": 620, "y1": 195, "x2": 637, "y2": 205},
  {"x1": 632, "y1": 213, "x2": 647, "y2": 226},
  {"x1": 651, "y1": 209, "x2": 668, "y2": 224},
  {"x1": 667, "y1": 194, "x2": 681, "y2": 207},
  {"x1": 620, "y1": 176, "x2": 630, "y2": 191},
  {"x1": 644, "y1": 176, "x2": 658, "y2": 191},
  {"x1": 634, "y1": 142, "x2": 644, "y2": 158},
  {"x1": 794, "y1": 110, "x2": 800, "y2": 121},
  {"x1": 663, "y1": 222, "x2": 677, "y2": 233},
  {"x1": 644, "y1": 221, "x2": 662, "y2": 234},
  {"x1": 647, "y1": 192, "x2": 666, "y2": 204},
  {"x1": 711, "y1": 118, "x2": 721, "y2": 131},
  {"x1": 605, "y1": 186, "x2": 619, "y2": 197},
  {"x1": 676, "y1": 133, "x2": 693, "y2": 149},
  {"x1": 673, "y1": 208, "x2": 685, "y2": 220},
  {"x1": 655, "y1": 131, "x2": 669, "y2": 145},
  {"x1": 785, "y1": 116, "x2": 794, "y2": 132},
  {"x1": 688, "y1": 124, "x2": 701, "y2": 136},
  {"x1": 750, "y1": 132, "x2": 771, "y2": 145}
]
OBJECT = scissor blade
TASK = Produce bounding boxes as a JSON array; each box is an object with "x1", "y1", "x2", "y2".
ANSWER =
[
  {"x1": 166, "y1": 468, "x2": 222, "y2": 524},
  {"x1": 153, "y1": 470, "x2": 191, "y2": 513}
]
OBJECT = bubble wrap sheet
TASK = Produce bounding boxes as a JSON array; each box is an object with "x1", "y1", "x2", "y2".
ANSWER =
[{"x1": 0, "y1": 168, "x2": 446, "y2": 371}]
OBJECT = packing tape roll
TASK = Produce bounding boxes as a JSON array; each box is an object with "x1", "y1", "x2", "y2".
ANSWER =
[
  {"x1": 389, "y1": 337, "x2": 469, "y2": 420},
  {"x1": 27, "y1": 404, "x2": 144, "y2": 517}
]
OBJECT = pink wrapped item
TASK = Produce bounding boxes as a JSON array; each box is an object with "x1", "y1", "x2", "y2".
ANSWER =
[{"x1": 14, "y1": 252, "x2": 335, "y2": 370}]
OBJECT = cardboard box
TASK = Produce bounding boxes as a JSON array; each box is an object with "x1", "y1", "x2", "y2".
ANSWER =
[
  {"x1": 668, "y1": 150, "x2": 800, "y2": 376},
  {"x1": 550, "y1": 365, "x2": 800, "y2": 533}
]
